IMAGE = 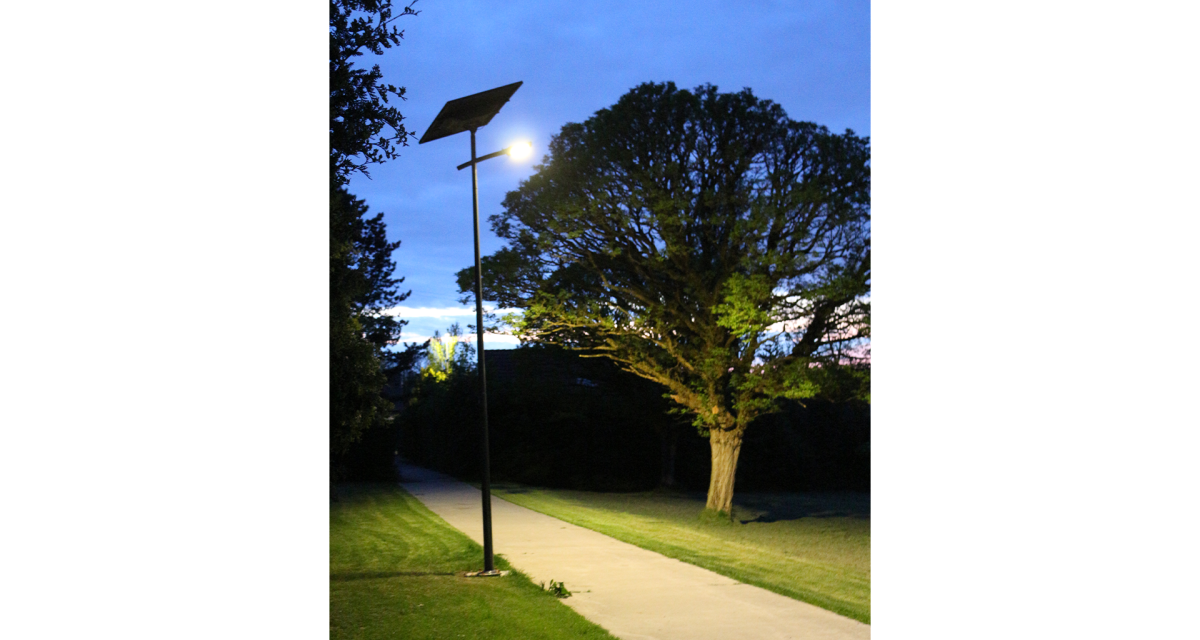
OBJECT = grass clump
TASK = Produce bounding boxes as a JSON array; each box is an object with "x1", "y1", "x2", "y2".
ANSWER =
[
  {"x1": 696, "y1": 508, "x2": 735, "y2": 525},
  {"x1": 331, "y1": 483, "x2": 617, "y2": 640},
  {"x1": 491, "y1": 484, "x2": 870, "y2": 624}
]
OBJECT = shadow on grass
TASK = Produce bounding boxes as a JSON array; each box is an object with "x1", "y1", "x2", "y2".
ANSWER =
[
  {"x1": 734, "y1": 492, "x2": 871, "y2": 524},
  {"x1": 331, "y1": 571, "x2": 459, "y2": 582}
]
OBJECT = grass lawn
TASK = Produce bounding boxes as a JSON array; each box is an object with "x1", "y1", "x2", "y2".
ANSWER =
[
  {"x1": 331, "y1": 483, "x2": 618, "y2": 640},
  {"x1": 490, "y1": 484, "x2": 871, "y2": 624}
]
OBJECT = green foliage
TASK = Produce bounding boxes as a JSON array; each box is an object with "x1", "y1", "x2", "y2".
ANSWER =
[
  {"x1": 330, "y1": 312, "x2": 390, "y2": 463},
  {"x1": 331, "y1": 189, "x2": 409, "y2": 350},
  {"x1": 540, "y1": 579, "x2": 572, "y2": 598},
  {"x1": 464, "y1": 81, "x2": 871, "y2": 438},
  {"x1": 550, "y1": 580, "x2": 572, "y2": 598},
  {"x1": 330, "y1": 0, "x2": 419, "y2": 182},
  {"x1": 330, "y1": 189, "x2": 410, "y2": 475},
  {"x1": 418, "y1": 323, "x2": 475, "y2": 383},
  {"x1": 420, "y1": 331, "x2": 458, "y2": 383},
  {"x1": 713, "y1": 273, "x2": 775, "y2": 337},
  {"x1": 329, "y1": 0, "x2": 417, "y2": 480}
]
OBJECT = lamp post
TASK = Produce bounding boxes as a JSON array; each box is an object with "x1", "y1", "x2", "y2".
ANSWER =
[{"x1": 419, "y1": 81, "x2": 528, "y2": 575}]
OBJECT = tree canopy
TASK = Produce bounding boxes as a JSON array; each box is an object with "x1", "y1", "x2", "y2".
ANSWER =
[
  {"x1": 331, "y1": 189, "x2": 409, "y2": 353},
  {"x1": 330, "y1": 0, "x2": 419, "y2": 182},
  {"x1": 462, "y1": 82, "x2": 870, "y2": 514},
  {"x1": 329, "y1": 0, "x2": 418, "y2": 478},
  {"x1": 330, "y1": 188, "x2": 410, "y2": 463}
]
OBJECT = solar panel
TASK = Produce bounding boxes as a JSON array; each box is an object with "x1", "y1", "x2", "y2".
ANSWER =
[{"x1": 418, "y1": 81, "x2": 524, "y2": 144}]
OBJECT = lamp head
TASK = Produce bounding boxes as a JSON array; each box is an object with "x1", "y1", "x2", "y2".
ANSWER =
[{"x1": 508, "y1": 140, "x2": 533, "y2": 161}]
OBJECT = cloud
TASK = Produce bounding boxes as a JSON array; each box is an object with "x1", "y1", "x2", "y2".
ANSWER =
[
  {"x1": 391, "y1": 331, "x2": 521, "y2": 347},
  {"x1": 381, "y1": 305, "x2": 520, "y2": 318}
]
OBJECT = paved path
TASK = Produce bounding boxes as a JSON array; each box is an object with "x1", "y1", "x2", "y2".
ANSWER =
[{"x1": 398, "y1": 461, "x2": 870, "y2": 640}]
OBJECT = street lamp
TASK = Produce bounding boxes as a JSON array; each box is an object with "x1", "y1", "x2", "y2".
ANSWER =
[{"x1": 419, "y1": 81, "x2": 527, "y2": 576}]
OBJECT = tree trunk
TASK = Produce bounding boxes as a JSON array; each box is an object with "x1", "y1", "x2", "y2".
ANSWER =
[
  {"x1": 659, "y1": 427, "x2": 678, "y2": 489},
  {"x1": 705, "y1": 427, "x2": 744, "y2": 515}
]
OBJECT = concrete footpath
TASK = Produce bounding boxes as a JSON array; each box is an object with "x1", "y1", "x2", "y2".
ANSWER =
[{"x1": 398, "y1": 461, "x2": 869, "y2": 640}]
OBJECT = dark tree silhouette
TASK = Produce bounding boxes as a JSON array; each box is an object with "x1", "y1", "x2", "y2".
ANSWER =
[{"x1": 329, "y1": 0, "x2": 418, "y2": 478}]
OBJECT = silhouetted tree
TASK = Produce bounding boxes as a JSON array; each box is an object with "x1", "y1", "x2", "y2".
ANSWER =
[
  {"x1": 331, "y1": 189, "x2": 410, "y2": 466},
  {"x1": 330, "y1": 0, "x2": 419, "y2": 182},
  {"x1": 329, "y1": 0, "x2": 418, "y2": 479}
]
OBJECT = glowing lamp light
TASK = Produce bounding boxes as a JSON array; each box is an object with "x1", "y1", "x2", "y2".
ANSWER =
[{"x1": 508, "y1": 140, "x2": 533, "y2": 160}]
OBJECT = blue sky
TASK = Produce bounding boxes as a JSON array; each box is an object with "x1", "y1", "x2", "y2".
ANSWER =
[{"x1": 344, "y1": 0, "x2": 870, "y2": 348}]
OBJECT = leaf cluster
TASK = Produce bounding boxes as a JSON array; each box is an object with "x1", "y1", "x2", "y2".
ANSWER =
[
  {"x1": 417, "y1": 324, "x2": 475, "y2": 383},
  {"x1": 332, "y1": 188, "x2": 410, "y2": 350},
  {"x1": 540, "y1": 579, "x2": 572, "y2": 598},
  {"x1": 330, "y1": 0, "x2": 420, "y2": 182}
]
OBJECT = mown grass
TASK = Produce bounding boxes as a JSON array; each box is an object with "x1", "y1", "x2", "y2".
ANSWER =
[
  {"x1": 490, "y1": 484, "x2": 871, "y2": 624},
  {"x1": 331, "y1": 483, "x2": 618, "y2": 640}
]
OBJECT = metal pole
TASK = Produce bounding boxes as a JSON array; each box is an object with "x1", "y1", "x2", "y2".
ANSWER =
[{"x1": 470, "y1": 128, "x2": 495, "y2": 573}]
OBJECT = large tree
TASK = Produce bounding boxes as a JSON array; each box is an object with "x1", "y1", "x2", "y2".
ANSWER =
[
  {"x1": 330, "y1": 188, "x2": 409, "y2": 461},
  {"x1": 463, "y1": 82, "x2": 870, "y2": 515},
  {"x1": 329, "y1": 0, "x2": 418, "y2": 476}
]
